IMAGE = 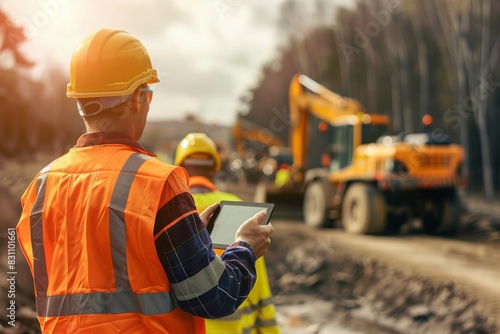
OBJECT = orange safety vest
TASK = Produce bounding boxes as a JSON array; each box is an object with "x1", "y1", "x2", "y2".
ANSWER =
[{"x1": 17, "y1": 145, "x2": 205, "y2": 333}]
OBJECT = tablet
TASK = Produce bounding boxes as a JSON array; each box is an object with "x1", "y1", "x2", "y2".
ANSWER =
[{"x1": 207, "y1": 201, "x2": 275, "y2": 249}]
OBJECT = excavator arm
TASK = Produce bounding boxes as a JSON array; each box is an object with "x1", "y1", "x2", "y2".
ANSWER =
[
  {"x1": 289, "y1": 74, "x2": 366, "y2": 173},
  {"x1": 232, "y1": 118, "x2": 285, "y2": 155}
]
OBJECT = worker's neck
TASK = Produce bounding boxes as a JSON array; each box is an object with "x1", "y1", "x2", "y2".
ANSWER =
[{"x1": 85, "y1": 120, "x2": 138, "y2": 141}]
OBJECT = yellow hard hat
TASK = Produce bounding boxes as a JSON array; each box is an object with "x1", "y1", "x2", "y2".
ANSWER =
[
  {"x1": 175, "y1": 133, "x2": 221, "y2": 172},
  {"x1": 67, "y1": 28, "x2": 159, "y2": 98}
]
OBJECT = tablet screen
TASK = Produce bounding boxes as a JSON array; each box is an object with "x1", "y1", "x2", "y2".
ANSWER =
[{"x1": 209, "y1": 201, "x2": 274, "y2": 249}]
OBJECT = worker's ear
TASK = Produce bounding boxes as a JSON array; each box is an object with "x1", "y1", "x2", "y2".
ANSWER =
[{"x1": 129, "y1": 88, "x2": 142, "y2": 113}]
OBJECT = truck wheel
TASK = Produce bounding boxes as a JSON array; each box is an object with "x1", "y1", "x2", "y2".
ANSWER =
[
  {"x1": 341, "y1": 183, "x2": 386, "y2": 234},
  {"x1": 304, "y1": 181, "x2": 330, "y2": 228},
  {"x1": 422, "y1": 193, "x2": 460, "y2": 234}
]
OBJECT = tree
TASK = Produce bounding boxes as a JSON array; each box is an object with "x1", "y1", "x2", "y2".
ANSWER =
[
  {"x1": 240, "y1": 0, "x2": 500, "y2": 197},
  {"x1": 0, "y1": 9, "x2": 83, "y2": 158}
]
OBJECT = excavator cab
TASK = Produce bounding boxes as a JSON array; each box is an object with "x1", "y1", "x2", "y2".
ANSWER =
[{"x1": 315, "y1": 113, "x2": 390, "y2": 173}]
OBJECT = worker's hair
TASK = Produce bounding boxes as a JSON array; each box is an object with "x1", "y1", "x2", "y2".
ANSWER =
[
  {"x1": 78, "y1": 98, "x2": 127, "y2": 119},
  {"x1": 79, "y1": 85, "x2": 145, "y2": 131}
]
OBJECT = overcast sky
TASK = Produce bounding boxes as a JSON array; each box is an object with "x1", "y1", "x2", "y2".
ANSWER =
[{"x1": 1, "y1": 0, "x2": 352, "y2": 126}]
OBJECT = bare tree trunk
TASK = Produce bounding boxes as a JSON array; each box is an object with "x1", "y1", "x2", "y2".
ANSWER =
[
  {"x1": 391, "y1": 71, "x2": 402, "y2": 133},
  {"x1": 365, "y1": 44, "x2": 377, "y2": 114},
  {"x1": 334, "y1": 20, "x2": 352, "y2": 96},
  {"x1": 384, "y1": 33, "x2": 402, "y2": 133},
  {"x1": 409, "y1": 4, "x2": 429, "y2": 130},
  {"x1": 478, "y1": 0, "x2": 494, "y2": 200},
  {"x1": 441, "y1": 0, "x2": 481, "y2": 190},
  {"x1": 394, "y1": 18, "x2": 413, "y2": 133},
  {"x1": 458, "y1": 0, "x2": 470, "y2": 180},
  {"x1": 446, "y1": 0, "x2": 478, "y2": 107},
  {"x1": 360, "y1": 3, "x2": 377, "y2": 113},
  {"x1": 424, "y1": 0, "x2": 458, "y2": 93},
  {"x1": 446, "y1": 0, "x2": 495, "y2": 199},
  {"x1": 486, "y1": 36, "x2": 500, "y2": 196}
]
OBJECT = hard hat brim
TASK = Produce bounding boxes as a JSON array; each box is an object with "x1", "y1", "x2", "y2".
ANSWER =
[{"x1": 67, "y1": 69, "x2": 159, "y2": 98}]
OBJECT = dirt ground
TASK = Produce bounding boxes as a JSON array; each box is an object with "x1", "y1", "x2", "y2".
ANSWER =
[
  {"x1": 232, "y1": 183, "x2": 500, "y2": 334},
  {"x1": 1, "y1": 154, "x2": 500, "y2": 333},
  {"x1": 265, "y1": 220, "x2": 500, "y2": 334}
]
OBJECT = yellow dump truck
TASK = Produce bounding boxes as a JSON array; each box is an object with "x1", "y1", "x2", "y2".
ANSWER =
[{"x1": 268, "y1": 74, "x2": 465, "y2": 234}]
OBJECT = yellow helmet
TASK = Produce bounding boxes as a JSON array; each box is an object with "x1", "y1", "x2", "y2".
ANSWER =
[
  {"x1": 67, "y1": 28, "x2": 159, "y2": 98},
  {"x1": 175, "y1": 133, "x2": 221, "y2": 172}
]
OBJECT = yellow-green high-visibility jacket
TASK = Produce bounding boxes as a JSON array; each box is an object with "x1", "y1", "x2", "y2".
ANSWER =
[{"x1": 189, "y1": 176, "x2": 280, "y2": 334}]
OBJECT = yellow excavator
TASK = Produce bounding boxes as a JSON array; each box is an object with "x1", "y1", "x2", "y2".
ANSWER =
[
  {"x1": 270, "y1": 74, "x2": 465, "y2": 234},
  {"x1": 232, "y1": 118, "x2": 285, "y2": 155},
  {"x1": 231, "y1": 118, "x2": 287, "y2": 183}
]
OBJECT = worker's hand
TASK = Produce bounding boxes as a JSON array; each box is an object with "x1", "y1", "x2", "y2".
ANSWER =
[
  {"x1": 235, "y1": 210, "x2": 274, "y2": 259},
  {"x1": 199, "y1": 203, "x2": 220, "y2": 229}
]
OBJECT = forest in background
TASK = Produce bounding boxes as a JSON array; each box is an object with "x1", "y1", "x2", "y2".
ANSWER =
[
  {"x1": 238, "y1": 0, "x2": 500, "y2": 200},
  {"x1": 0, "y1": 10, "x2": 83, "y2": 158},
  {"x1": 1, "y1": 0, "x2": 499, "y2": 200}
]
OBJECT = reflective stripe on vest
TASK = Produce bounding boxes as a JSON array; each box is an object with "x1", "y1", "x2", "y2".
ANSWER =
[
  {"x1": 170, "y1": 257, "x2": 225, "y2": 301},
  {"x1": 30, "y1": 153, "x2": 178, "y2": 317},
  {"x1": 242, "y1": 319, "x2": 279, "y2": 334}
]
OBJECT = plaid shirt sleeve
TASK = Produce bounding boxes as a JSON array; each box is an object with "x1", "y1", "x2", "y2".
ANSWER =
[{"x1": 153, "y1": 169, "x2": 256, "y2": 318}]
